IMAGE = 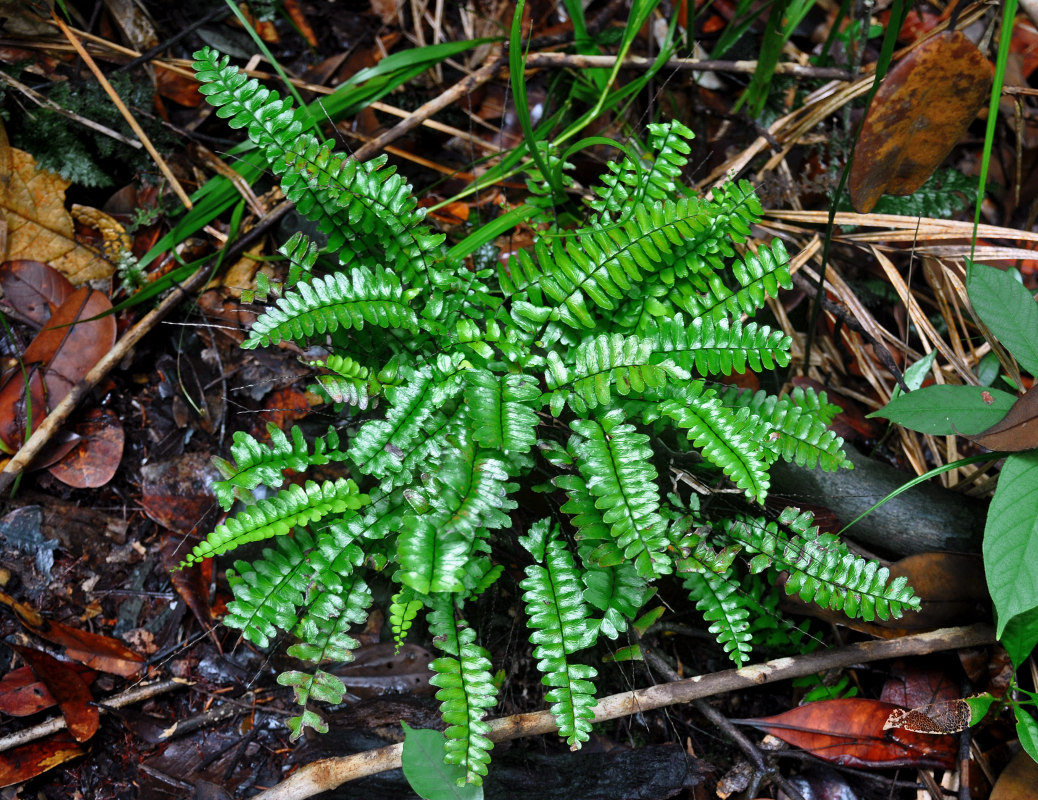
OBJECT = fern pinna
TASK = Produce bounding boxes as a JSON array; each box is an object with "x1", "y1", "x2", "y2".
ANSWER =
[{"x1": 182, "y1": 47, "x2": 919, "y2": 783}]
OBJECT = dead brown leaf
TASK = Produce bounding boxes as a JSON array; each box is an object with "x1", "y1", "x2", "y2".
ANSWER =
[
  {"x1": 0, "y1": 733, "x2": 84, "y2": 788},
  {"x1": 2, "y1": 148, "x2": 116, "y2": 283},
  {"x1": 968, "y1": 384, "x2": 1038, "y2": 452},
  {"x1": 849, "y1": 31, "x2": 993, "y2": 213}
]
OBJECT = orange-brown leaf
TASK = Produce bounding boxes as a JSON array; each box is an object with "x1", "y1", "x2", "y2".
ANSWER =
[
  {"x1": 47, "y1": 407, "x2": 124, "y2": 488},
  {"x1": 0, "y1": 733, "x2": 84, "y2": 788},
  {"x1": 0, "y1": 663, "x2": 95, "y2": 716},
  {"x1": 734, "y1": 698, "x2": 957, "y2": 768},
  {"x1": 9, "y1": 645, "x2": 98, "y2": 742},
  {"x1": 850, "y1": 32, "x2": 993, "y2": 213}
]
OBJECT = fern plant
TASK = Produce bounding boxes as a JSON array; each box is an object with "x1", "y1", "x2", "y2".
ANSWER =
[{"x1": 182, "y1": 47, "x2": 920, "y2": 784}]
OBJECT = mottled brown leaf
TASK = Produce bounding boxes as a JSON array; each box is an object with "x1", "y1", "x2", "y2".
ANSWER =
[
  {"x1": 9, "y1": 645, "x2": 98, "y2": 742},
  {"x1": 850, "y1": 32, "x2": 993, "y2": 213},
  {"x1": 733, "y1": 698, "x2": 956, "y2": 768}
]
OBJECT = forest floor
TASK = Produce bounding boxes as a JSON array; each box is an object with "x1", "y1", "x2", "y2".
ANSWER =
[{"x1": 0, "y1": 1, "x2": 1036, "y2": 799}]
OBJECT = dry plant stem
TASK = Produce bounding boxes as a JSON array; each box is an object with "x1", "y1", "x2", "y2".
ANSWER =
[
  {"x1": 0, "y1": 678, "x2": 187, "y2": 753},
  {"x1": 50, "y1": 12, "x2": 193, "y2": 210},
  {"x1": 791, "y1": 272, "x2": 910, "y2": 393},
  {"x1": 252, "y1": 624, "x2": 995, "y2": 800},
  {"x1": 523, "y1": 52, "x2": 855, "y2": 80},
  {"x1": 350, "y1": 54, "x2": 508, "y2": 162},
  {"x1": 0, "y1": 265, "x2": 212, "y2": 494}
]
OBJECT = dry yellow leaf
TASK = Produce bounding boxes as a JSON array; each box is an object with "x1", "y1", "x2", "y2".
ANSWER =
[
  {"x1": 3, "y1": 148, "x2": 115, "y2": 284},
  {"x1": 72, "y1": 204, "x2": 132, "y2": 263}
]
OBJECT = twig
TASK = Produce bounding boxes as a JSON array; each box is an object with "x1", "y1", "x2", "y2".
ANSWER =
[
  {"x1": 350, "y1": 54, "x2": 508, "y2": 162},
  {"x1": 50, "y1": 11, "x2": 193, "y2": 209},
  {"x1": 251, "y1": 624, "x2": 994, "y2": 800},
  {"x1": 0, "y1": 265, "x2": 212, "y2": 494},
  {"x1": 523, "y1": 52, "x2": 856, "y2": 81},
  {"x1": 0, "y1": 678, "x2": 188, "y2": 753}
]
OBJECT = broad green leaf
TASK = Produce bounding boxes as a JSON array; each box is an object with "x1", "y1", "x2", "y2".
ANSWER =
[
  {"x1": 1016, "y1": 709, "x2": 1038, "y2": 764},
  {"x1": 870, "y1": 384, "x2": 1016, "y2": 435},
  {"x1": 984, "y1": 451, "x2": 1038, "y2": 666},
  {"x1": 968, "y1": 262, "x2": 1038, "y2": 378},
  {"x1": 401, "y1": 722, "x2": 483, "y2": 800}
]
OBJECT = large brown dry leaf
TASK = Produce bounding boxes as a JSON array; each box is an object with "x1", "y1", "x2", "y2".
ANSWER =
[
  {"x1": 968, "y1": 384, "x2": 1038, "y2": 451},
  {"x1": 734, "y1": 698, "x2": 957, "y2": 768},
  {"x1": 0, "y1": 591, "x2": 144, "y2": 678},
  {"x1": 2, "y1": 148, "x2": 115, "y2": 283},
  {"x1": 0, "y1": 733, "x2": 84, "y2": 789},
  {"x1": 0, "y1": 287, "x2": 116, "y2": 450},
  {"x1": 992, "y1": 749, "x2": 1038, "y2": 800},
  {"x1": 0, "y1": 259, "x2": 74, "y2": 327},
  {"x1": 850, "y1": 31, "x2": 993, "y2": 213},
  {"x1": 47, "y1": 407, "x2": 125, "y2": 489},
  {"x1": 9, "y1": 645, "x2": 98, "y2": 743}
]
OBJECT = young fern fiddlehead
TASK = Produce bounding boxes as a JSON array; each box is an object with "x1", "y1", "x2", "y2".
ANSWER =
[{"x1": 183, "y1": 45, "x2": 919, "y2": 782}]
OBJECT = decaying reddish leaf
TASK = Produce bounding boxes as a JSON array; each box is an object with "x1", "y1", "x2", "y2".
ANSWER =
[
  {"x1": 46, "y1": 407, "x2": 124, "y2": 489},
  {"x1": 734, "y1": 698, "x2": 957, "y2": 768},
  {"x1": 884, "y1": 700, "x2": 971, "y2": 734},
  {"x1": 886, "y1": 553, "x2": 988, "y2": 631},
  {"x1": 0, "y1": 591, "x2": 144, "y2": 678},
  {"x1": 161, "y1": 534, "x2": 217, "y2": 647},
  {"x1": 0, "y1": 733, "x2": 84, "y2": 788},
  {"x1": 880, "y1": 659, "x2": 960, "y2": 710},
  {"x1": 0, "y1": 663, "x2": 95, "y2": 716},
  {"x1": 9, "y1": 645, "x2": 98, "y2": 742},
  {"x1": 140, "y1": 452, "x2": 221, "y2": 534},
  {"x1": 0, "y1": 260, "x2": 74, "y2": 327},
  {"x1": 967, "y1": 384, "x2": 1038, "y2": 451},
  {"x1": 849, "y1": 31, "x2": 993, "y2": 213},
  {"x1": 0, "y1": 287, "x2": 116, "y2": 451}
]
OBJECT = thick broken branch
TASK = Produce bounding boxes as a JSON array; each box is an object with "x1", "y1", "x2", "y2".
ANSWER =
[{"x1": 253, "y1": 624, "x2": 995, "y2": 800}]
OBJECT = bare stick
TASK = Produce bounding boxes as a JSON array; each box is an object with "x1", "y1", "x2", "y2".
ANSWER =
[
  {"x1": 51, "y1": 11, "x2": 193, "y2": 209},
  {"x1": 523, "y1": 52, "x2": 855, "y2": 81},
  {"x1": 0, "y1": 678, "x2": 188, "y2": 753},
  {"x1": 0, "y1": 265, "x2": 212, "y2": 494},
  {"x1": 351, "y1": 54, "x2": 508, "y2": 162},
  {"x1": 251, "y1": 624, "x2": 995, "y2": 800}
]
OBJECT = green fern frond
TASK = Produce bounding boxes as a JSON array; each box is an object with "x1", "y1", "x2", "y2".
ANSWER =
[
  {"x1": 717, "y1": 386, "x2": 850, "y2": 471},
  {"x1": 307, "y1": 353, "x2": 382, "y2": 409},
  {"x1": 179, "y1": 478, "x2": 368, "y2": 568},
  {"x1": 223, "y1": 527, "x2": 325, "y2": 647},
  {"x1": 581, "y1": 558, "x2": 649, "y2": 640},
  {"x1": 289, "y1": 575, "x2": 371, "y2": 665},
  {"x1": 211, "y1": 423, "x2": 349, "y2": 510},
  {"x1": 396, "y1": 515, "x2": 469, "y2": 594},
  {"x1": 518, "y1": 520, "x2": 598, "y2": 748},
  {"x1": 646, "y1": 313, "x2": 791, "y2": 376},
  {"x1": 389, "y1": 586, "x2": 424, "y2": 650},
  {"x1": 673, "y1": 240, "x2": 792, "y2": 321},
  {"x1": 656, "y1": 391, "x2": 770, "y2": 503},
  {"x1": 192, "y1": 47, "x2": 305, "y2": 154},
  {"x1": 569, "y1": 410, "x2": 671, "y2": 579},
  {"x1": 682, "y1": 567, "x2": 753, "y2": 666},
  {"x1": 349, "y1": 364, "x2": 463, "y2": 482},
  {"x1": 464, "y1": 370, "x2": 540, "y2": 456},
  {"x1": 546, "y1": 333, "x2": 689, "y2": 415},
  {"x1": 244, "y1": 266, "x2": 420, "y2": 349},
  {"x1": 724, "y1": 509, "x2": 919, "y2": 621},
  {"x1": 428, "y1": 600, "x2": 498, "y2": 785},
  {"x1": 590, "y1": 121, "x2": 694, "y2": 220}
]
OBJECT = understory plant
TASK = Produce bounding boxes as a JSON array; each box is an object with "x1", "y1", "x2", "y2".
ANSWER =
[{"x1": 181, "y1": 47, "x2": 919, "y2": 785}]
